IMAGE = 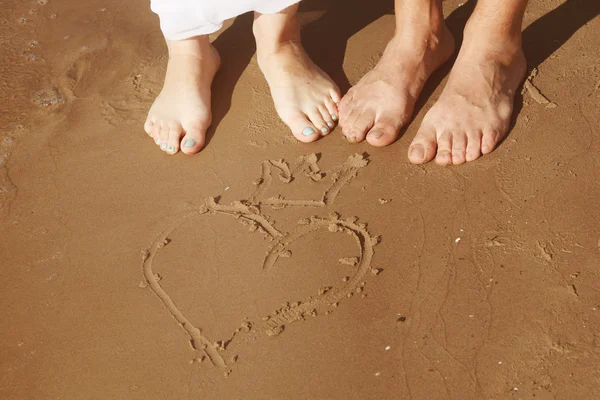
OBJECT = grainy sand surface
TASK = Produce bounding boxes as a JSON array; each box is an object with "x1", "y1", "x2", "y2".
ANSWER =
[{"x1": 1, "y1": 0, "x2": 599, "y2": 399}]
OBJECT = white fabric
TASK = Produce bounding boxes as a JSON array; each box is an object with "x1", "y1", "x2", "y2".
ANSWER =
[{"x1": 151, "y1": 0, "x2": 302, "y2": 40}]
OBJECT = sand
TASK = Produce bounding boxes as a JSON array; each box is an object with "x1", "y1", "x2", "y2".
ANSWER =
[{"x1": 1, "y1": 0, "x2": 599, "y2": 399}]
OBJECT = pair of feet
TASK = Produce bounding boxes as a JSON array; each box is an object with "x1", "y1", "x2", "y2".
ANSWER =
[{"x1": 145, "y1": 8, "x2": 526, "y2": 166}]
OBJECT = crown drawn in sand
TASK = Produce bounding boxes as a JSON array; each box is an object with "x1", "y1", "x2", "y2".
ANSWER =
[{"x1": 140, "y1": 153, "x2": 382, "y2": 372}]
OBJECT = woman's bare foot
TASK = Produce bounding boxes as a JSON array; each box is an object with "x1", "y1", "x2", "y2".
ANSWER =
[
  {"x1": 144, "y1": 36, "x2": 220, "y2": 155},
  {"x1": 408, "y1": 12, "x2": 527, "y2": 165},
  {"x1": 338, "y1": 2, "x2": 455, "y2": 146},
  {"x1": 253, "y1": 6, "x2": 341, "y2": 142}
]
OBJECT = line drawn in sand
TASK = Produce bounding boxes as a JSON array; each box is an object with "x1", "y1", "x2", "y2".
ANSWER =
[{"x1": 141, "y1": 153, "x2": 381, "y2": 369}]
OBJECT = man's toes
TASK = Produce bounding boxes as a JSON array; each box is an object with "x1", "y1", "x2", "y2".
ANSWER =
[
  {"x1": 481, "y1": 129, "x2": 499, "y2": 155},
  {"x1": 466, "y1": 131, "x2": 483, "y2": 162},
  {"x1": 165, "y1": 124, "x2": 184, "y2": 155},
  {"x1": 306, "y1": 109, "x2": 330, "y2": 136},
  {"x1": 338, "y1": 91, "x2": 354, "y2": 122},
  {"x1": 282, "y1": 112, "x2": 320, "y2": 143},
  {"x1": 365, "y1": 121, "x2": 399, "y2": 147},
  {"x1": 435, "y1": 132, "x2": 453, "y2": 166},
  {"x1": 408, "y1": 125, "x2": 437, "y2": 164},
  {"x1": 345, "y1": 113, "x2": 374, "y2": 144},
  {"x1": 451, "y1": 133, "x2": 468, "y2": 165}
]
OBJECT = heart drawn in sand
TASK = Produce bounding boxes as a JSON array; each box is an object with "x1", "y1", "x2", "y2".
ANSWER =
[{"x1": 140, "y1": 154, "x2": 381, "y2": 369}]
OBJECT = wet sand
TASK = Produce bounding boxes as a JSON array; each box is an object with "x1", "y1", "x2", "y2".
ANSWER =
[{"x1": 1, "y1": 0, "x2": 599, "y2": 399}]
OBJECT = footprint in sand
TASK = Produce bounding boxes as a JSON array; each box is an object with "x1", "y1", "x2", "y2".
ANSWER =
[{"x1": 140, "y1": 153, "x2": 382, "y2": 369}]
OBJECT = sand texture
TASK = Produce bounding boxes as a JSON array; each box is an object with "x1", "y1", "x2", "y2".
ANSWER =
[{"x1": 1, "y1": 0, "x2": 599, "y2": 399}]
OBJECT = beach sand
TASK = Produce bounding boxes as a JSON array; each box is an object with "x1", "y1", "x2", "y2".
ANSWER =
[{"x1": 1, "y1": 0, "x2": 599, "y2": 398}]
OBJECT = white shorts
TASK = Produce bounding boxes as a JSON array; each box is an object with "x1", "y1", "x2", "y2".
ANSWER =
[{"x1": 151, "y1": 0, "x2": 302, "y2": 40}]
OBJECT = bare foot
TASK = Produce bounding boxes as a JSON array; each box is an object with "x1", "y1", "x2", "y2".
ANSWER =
[
  {"x1": 339, "y1": 20, "x2": 455, "y2": 146},
  {"x1": 144, "y1": 36, "x2": 220, "y2": 155},
  {"x1": 408, "y1": 25, "x2": 526, "y2": 165},
  {"x1": 253, "y1": 8, "x2": 341, "y2": 142}
]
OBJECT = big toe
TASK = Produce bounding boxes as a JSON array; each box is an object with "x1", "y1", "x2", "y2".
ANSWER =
[
  {"x1": 365, "y1": 118, "x2": 401, "y2": 147},
  {"x1": 281, "y1": 111, "x2": 320, "y2": 143},
  {"x1": 180, "y1": 120, "x2": 209, "y2": 155},
  {"x1": 408, "y1": 124, "x2": 438, "y2": 164}
]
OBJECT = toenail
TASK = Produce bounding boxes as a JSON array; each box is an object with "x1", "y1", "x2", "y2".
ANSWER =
[
  {"x1": 327, "y1": 121, "x2": 334, "y2": 128},
  {"x1": 347, "y1": 136, "x2": 357, "y2": 144},
  {"x1": 168, "y1": 145, "x2": 175, "y2": 152},
  {"x1": 369, "y1": 130, "x2": 383, "y2": 139},
  {"x1": 331, "y1": 114, "x2": 338, "y2": 121},
  {"x1": 410, "y1": 145, "x2": 424, "y2": 160},
  {"x1": 155, "y1": 139, "x2": 160, "y2": 144},
  {"x1": 321, "y1": 127, "x2": 328, "y2": 134},
  {"x1": 160, "y1": 143, "x2": 167, "y2": 150},
  {"x1": 302, "y1": 127, "x2": 315, "y2": 136},
  {"x1": 183, "y1": 139, "x2": 196, "y2": 148}
]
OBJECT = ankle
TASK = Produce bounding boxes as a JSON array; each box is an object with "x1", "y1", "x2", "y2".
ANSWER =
[{"x1": 253, "y1": 12, "x2": 301, "y2": 54}]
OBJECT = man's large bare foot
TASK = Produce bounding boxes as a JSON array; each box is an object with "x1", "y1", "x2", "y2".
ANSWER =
[
  {"x1": 144, "y1": 36, "x2": 220, "y2": 155},
  {"x1": 253, "y1": 6, "x2": 341, "y2": 142},
  {"x1": 339, "y1": 1, "x2": 455, "y2": 146},
  {"x1": 408, "y1": 8, "x2": 527, "y2": 165}
]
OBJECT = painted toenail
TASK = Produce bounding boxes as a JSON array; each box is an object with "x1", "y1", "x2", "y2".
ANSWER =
[
  {"x1": 331, "y1": 114, "x2": 338, "y2": 121},
  {"x1": 302, "y1": 127, "x2": 315, "y2": 136},
  {"x1": 410, "y1": 145, "x2": 424, "y2": 160},
  {"x1": 155, "y1": 139, "x2": 160, "y2": 144},
  {"x1": 369, "y1": 130, "x2": 383, "y2": 139},
  {"x1": 183, "y1": 139, "x2": 196, "y2": 148},
  {"x1": 327, "y1": 121, "x2": 334, "y2": 128},
  {"x1": 321, "y1": 127, "x2": 328, "y2": 134},
  {"x1": 168, "y1": 145, "x2": 175, "y2": 152},
  {"x1": 160, "y1": 143, "x2": 167, "y2": 150}
]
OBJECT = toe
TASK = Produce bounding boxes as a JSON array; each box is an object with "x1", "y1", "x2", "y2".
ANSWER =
[
  {"x1": 158, "y1": 123, "x2": 170, "y2": 152},
  {"x1": 144, "y1": 117, "x2": 154, "y2": 136},
  {"x1": 307, "y1": 108, "x2": 330, "y2": 136},
  {"x1": 329, "y1": 87, "x2": 342, "y2": 105},
  {"x1": 466, "y1": 131, "x2": 483, "y2": 162},
  {"x1": 338, "y1": 91, "x2": 354, "y2": 122},
  {"x1": 366, "y1": 118, "x2": 400, "y2": 147},
  {"x1": 481, "y1": 129, "x2": 499, "y2": 154},
  {"x1": 180, "y1": 120, "x2": 208, "y2": 155},
  {"x1": 408, "y1": 124, "x2": 438, "y2": 164},
  {"x1": 323, "y1": 98, "x2": 339, "y2": 124},
  {"x1": 166, "y1": 123, "x2": 183, "y2": 155},
  {"x1": 281, "y1": 112, "x2": 320, "y2": 143},
  {"x1": 151, "y1": 123, "x2": 161, "y2": 145},
  {"x1": 435, "y1": 132, "x2": 453, "y2": 166},
  {"x1": 319, "y1": 105, "x2": 335, "y2": 134},
  {"x1": 345, "y1": 111, "x2": 374, "y2": 143},
  {"x1": 451, "y1": 133, "x2": 467, "y2": 165}
]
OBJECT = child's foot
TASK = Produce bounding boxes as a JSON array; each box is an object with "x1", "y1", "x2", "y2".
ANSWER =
[
  {"x1": 144, "y1": 36, "x2": 220, "y2": 155},
  {"x1": 253, "y1": 7, "x2": 341, "y2": 142},
  {"x1": 408, "y1": 21, "x2": 527, "y2": 165}
]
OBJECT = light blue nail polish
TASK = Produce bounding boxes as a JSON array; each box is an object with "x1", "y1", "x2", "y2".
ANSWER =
[
  {"x1": 327, "y1": 121, "x2": 334, "y2": 128},
  {"x1": 168, "y1": 145, "x2": 175, "y2": 152},
  {"x1": 302, "y1": 127, "x2": 315, "y2": 136},
  {"x1": 183, "y1": 139, "x2": 196, "y2": 148},
  {"x1": 155, "y1": 139, "x2": 160, "y2": 144},
  {"x1": 331, "y1": 114, "x2": 338, "y2": 121},
  {"x1": 321, "y1": 127, "x2": 328, "y2": 133},
  {"x1": 160, "y1": 143, "x2": 167, "y2": 150}
]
